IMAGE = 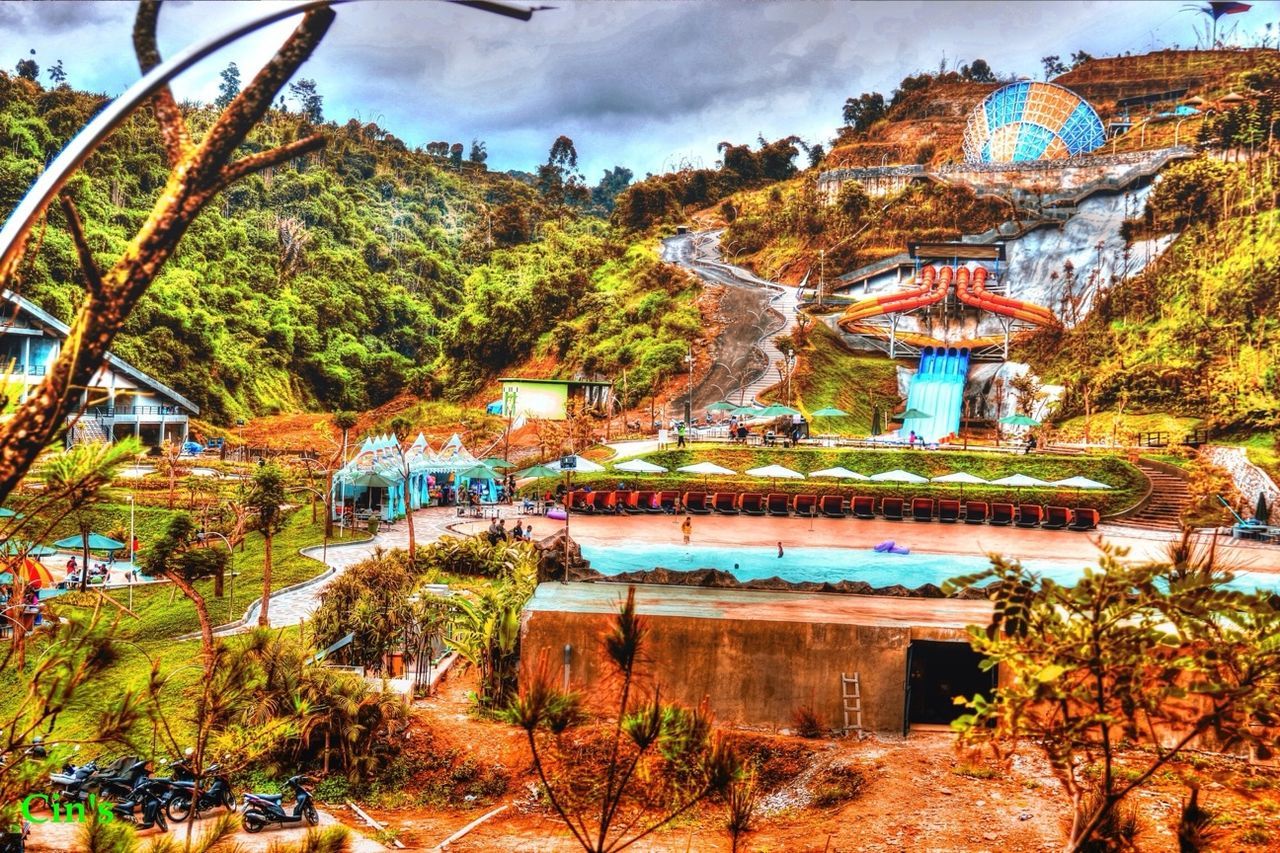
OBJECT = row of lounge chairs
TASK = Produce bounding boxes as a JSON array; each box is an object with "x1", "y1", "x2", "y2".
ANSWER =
[{"x1": 565, "y1": 490, "x2": 1100, "y2": 531}]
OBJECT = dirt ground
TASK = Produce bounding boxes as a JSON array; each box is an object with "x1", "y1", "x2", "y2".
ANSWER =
[{"x1": 331, "y1": 669, "x2": 1280, "y2": 852}]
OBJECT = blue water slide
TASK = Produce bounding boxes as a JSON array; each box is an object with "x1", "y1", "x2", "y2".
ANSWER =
[{"x1": 904, "y1": 347, "x2": 970, "y2": 442}]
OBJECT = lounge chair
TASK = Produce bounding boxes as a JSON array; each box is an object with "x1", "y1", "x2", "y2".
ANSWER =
[
  {"x1": 793, "y1": 494, "x2": 818, "y2": 517},
  {"x1": 614, "y1": 490, "x2": 634, "y2": 513},
  {"x1": 851, "y1": 496, "x2": 875, "y2": 520},
  {"x1": 568, "y1": 491, "x2": 589, "y2": 513},
  {"x1": 635, "y1": 490, "x2": 660, "y2": 513},
  {"x1": 963, "y1": 500, "x2": 988, "y2": 524},
  {"x1": 1043, "y1": 505, "x2": 1071, "y2": 530},
  {"x1": 712, "y1": 493, "x2": 739, "y2": 514},
  {"x1": 937, "y1": 499, "x2": 961, "y2": 523},
  {"x1": 658, "y1": 491, "x2": 680, "y2": 514},
  {"x1": 881, "y1": 497, "x2": 905, "y2": 520},
  {"x1": 767, "y1": 494, "x2": 790, "y2": 516},
  {"x1": 1069, "y1": 507, "x2": 1099, "y2": 531},
  {"x1": 911, "y1": 497, "x2": 934, "y2": 522},
  {"x1": 989, "y1": 502, "x2": 1014, "y2": 526},
  {"x1": 740, "y1": 493, "x2": 766, "y2": 516},
  {"x1": 684, "y1": 492, "x2": 711, "y2": 514},
  {"x1": 1015, "y1": 504, "x2": 1043, "y2": 528},
  {"x1": 820, "y1": 495, "x2": 845, "y2": 518}
]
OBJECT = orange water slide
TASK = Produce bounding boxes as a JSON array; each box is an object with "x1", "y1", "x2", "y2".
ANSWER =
[
  {"x1": 839, "y1": 265, "x2": 948, "y2": 326},
  {"x1": 955, "y1": 267, "x2": 1058, "y2": 327}
]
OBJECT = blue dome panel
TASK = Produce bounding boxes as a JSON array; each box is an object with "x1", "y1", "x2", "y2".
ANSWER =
[{"x1": 963, "y1": 82, "x2": 1105, "y2": 164}]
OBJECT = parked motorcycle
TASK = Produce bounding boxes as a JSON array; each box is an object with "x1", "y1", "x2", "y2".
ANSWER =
[
  {"x1": 240, "y1": 775, "x2": 317, "y2": 833},
  {"x1": 112, "y1": 777, "x2": 169, "y2": 832},
  {"x1": 48, "y1": 758, "x2": 99, "y2": 800},
  {"x1": 165, "y1": 761, "x2": 236, "y2": 822}
]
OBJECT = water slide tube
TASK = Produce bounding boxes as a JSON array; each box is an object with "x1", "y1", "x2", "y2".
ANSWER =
[
  {"x1": 839, "y1": 265, "x2": 948, "y2": 326},
  {"x1": 955, "y1": 266, "x2": 1058, "y2": 327}
]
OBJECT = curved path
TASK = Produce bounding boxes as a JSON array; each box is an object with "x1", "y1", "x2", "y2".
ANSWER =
[{"x1": 662, "y1": 230, "x2": 800, "y2": 408}]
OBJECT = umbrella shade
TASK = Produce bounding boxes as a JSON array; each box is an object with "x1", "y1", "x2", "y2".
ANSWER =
[
  {"x1": 745, "y1": 464, "x2": 805, "y2": 479},
  {"x1": 0, "y1": 558, "x2": 54, "y2": 589},
  {"x1": 614, "y1": 459, "x2": 669, "y2": 474},
  {"x1": 731, "y1": 406, "x2": 763, "y2": 418},
  {"x1": 517, "y1": 464, "x2": 560, "y2": 479},
  {"x1": 0, "y1": 540, "x2": 58, "y2": 557},
  {"x1": 930, "y1": 472, "x2": 989, "y2": 485},
  {"x1": 899, "y1": 408, "x2": 930, "y2": 420},
  {"x1": 1051, "y1": 476, "x2": 1112, "y2": 490},
  {"x1": 706, "y1": 401, "x2": 738, "y2": 412},
  {"x1": 458, "y1": 464, "x2": 498, "y2": 481},
  {"x1": 809, "y1": 466, "x2": 869, "y2": 480},
  {"x1": 999, "y1": 414, "x2": 1041, "y2": 427},
  {"x1": 550, "y1": 455, "x2": 606, "y2": 474},
  {"x1": 347, "y1": 472, "x2": 395, "y2": 489},
  {"x1": 53, "y1": 533, "x2": 126, "y2": 551},
  {"x1": 0, "y1": 507, "x2": 23, "y2": 519},
  {"x1": 811, "y1": 407, "x2": 850, "y2": 417},
  {"x1": 869, "y1": 469, "x2": 929, "y2": 484},
  {"x1": 989, "y1": 474, "x2": 1051, "y2": 488},
  {"x1": 677, "y1": 461, "x2": 737, "y2": 476},
  {"x1": 757, "y1": 404, "x2": 801, "y2": 417},
  {"x1": 481, "y1": 457, "x2": 514, "y2": 469}
]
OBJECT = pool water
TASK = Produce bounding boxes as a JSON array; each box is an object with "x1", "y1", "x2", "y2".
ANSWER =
[{"x1": 579, "y1": 542, "x2": 1280, "y2": 594}]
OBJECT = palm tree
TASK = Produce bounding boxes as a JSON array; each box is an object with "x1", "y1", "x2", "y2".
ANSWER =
[
  {"x1": 247, "y1": 463, "x2": 287, "y2": 626},
  {"x1": 41, "y1": 438, "x2": 142, "y2": 593}
]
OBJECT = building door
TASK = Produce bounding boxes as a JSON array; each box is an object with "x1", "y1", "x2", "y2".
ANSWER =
[{"x1": 905, "y1": 640, "x2": 995, "y2": 730}]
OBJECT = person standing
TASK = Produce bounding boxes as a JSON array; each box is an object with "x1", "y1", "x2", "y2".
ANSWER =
[
  {"x1": 681, "y1": 516, "x2": 692, "y2": 545},
  {"x1": 676, "y1": 423, "x2": 686, "y2": 448}
]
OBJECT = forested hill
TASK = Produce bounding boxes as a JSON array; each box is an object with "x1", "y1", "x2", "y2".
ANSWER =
[{"x1": 0, "y1": 71, "x2": 681, "y2": 423}]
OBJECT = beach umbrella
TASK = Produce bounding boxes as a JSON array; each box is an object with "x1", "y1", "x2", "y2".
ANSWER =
[
  {"x1": 614, "y1": 459, "x2": 669, "y2": 474},
  {"x1": 811, "y1": 407, "x2": 850, "y2": 417},
  {"x1": 518, "y1": 464, "x2": 560, "y2": 479},
  {"x1": 482, "y1": 457, "x2": 514, "y2": 469},
  {"x1": 999, "y1": 414, "x2": 1041, "y2": 427},
  {"x1": 53, "y1": 533, "x2": 126, "y2": 551},
  {"x1": 0, "y1": 507, "x2": 23, "y2": 519},
  {"x1": 549, "y1": 455, "x2": 605, "y2": 474},
  {"x1": 931, "y1": 471, "x2": 989, "y2": 499},
  {"x1": 899, "y1": 408, "x2": 930, "y2": 421},
  {"x1": 0, "y1": 540, "x2": 57, "y2": 558},
  {"x1": 0, "y1": 557, "x2": 54, "y2": 590},
  {"x1": 809, "y1": 466, "x2": 869, "y2": 480},
  {"x1": 706, "y1": 401, "x2": 737, "y2": 412},
  {"x1": 757, "y1": 404, "x2": 801, "y2": 418},
  {"x1": 1051, "y1": 476, "x2": 1112, "y2": 490},
  {"x1": 746, "y1": 464, "x2": 804, "y2": 489},
  {"x1": 990, "y1": 472, "x2": 1051, "y2": 500},
  {"x1": 458, "y1": 464, "x2": 498, "y2": 481},
  {"x1": 676, "y1": 460, "x2": 737, "y2": 488},
  {"x1": 869, "y1": 469, "x2": 928, "y2": 484}
]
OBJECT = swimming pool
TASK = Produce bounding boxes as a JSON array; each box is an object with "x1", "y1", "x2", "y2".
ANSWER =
[{"x1": 579, "y1": 542, "x2": 1280, "y2": 594}]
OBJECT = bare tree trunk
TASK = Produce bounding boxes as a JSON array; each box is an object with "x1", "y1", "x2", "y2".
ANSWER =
[
  {"x1": 258, "y1": 534, "x2": 273, "y2": 627},
  {"x1": 165, "y1": 569, "x2": 215, "y2": 672},
  {"x1": 405, "y1": 479, "x2": 416, "y2": 560}
]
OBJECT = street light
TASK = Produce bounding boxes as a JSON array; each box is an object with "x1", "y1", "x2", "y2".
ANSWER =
[
  {"x1": 784, "y1": 348, "x2": 796, "y2": 406},
  {"x1": 503, "y1": 385, "x2": 518, "y2": 461},
  {"x1": 684, "y1": 346, "x2": 694, "y2": 429}
]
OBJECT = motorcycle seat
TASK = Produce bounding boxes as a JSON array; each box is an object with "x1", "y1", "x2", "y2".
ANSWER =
[{"x1": 251, "y1": 793, "x2": 284, "y2": 803}]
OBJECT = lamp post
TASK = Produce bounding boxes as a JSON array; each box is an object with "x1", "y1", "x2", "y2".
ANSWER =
[
  {"x1": 236, "y1": 418, "x2": 245, "y2": 462},
  {"x1": 684, "y1": 346, "x2": 694, "y2": 429},
  {"x1": 784, "y1": 347, "x2": 796, "y2": 406},
  {"x1": 502, "y1": 386, "x2": 518, "y2": 461}
]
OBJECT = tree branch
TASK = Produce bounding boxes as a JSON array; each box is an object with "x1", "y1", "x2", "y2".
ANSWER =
[
  {"x1": 132, "y1": 0, "x2": 192, "y2": 166},
  {"x1": 58, "y1": 195, "x2": 106, "y2": 299},
  {"x1": 216, "y1": 134, "x2": 326, "y2": 191}
]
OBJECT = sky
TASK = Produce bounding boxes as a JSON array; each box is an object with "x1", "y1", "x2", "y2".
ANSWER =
[{"x1": 2, "y1": 0, "x2": 1278, "y2": 180}]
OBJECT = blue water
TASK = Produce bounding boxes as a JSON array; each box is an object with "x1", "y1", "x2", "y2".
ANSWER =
[
  {"x1": 905, "y1": 347, "x2": 968, "y2": 443},
  {"x1": 579, "y1": 542, "x2": 1280, "y2": 594}
]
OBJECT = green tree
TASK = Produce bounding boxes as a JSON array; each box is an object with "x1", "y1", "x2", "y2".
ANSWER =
[
  {"x1": 288, "y1": 77, "x2": 323, "y2": 123},
  {"x1": 247, "y1": 463, "x2": 288, "y2": 626},
  {"x1": 947, "y1": 546, "x2": 1280, "y2": 852},
  {"x1": 591, "y1": 165, "x2": 634, "y2": 212},
  {"x1": 333, "y1": 410, "x2": 359, "y2": 462},
  {"x1": 469, "y1": 137, "x2": 488, "y2": 164},
  {"x1": 1070, "y1": 50, "x2": 1095, "y2": 69},
  {"x1": 15, "y1": 50, "x2": 38, "y2": 81},
  {"x1": 960, "y1": 58, "x2": 996, "y2": 83},
  {"x1": 842, "y1": 92, "x2": 886, "y2": 131},
  {"x1": 46, "y1": 59, "x2": 66, "y2": 86},
  {"x1": 1041, "y1": 54, "x2": 1067, "y2": 79},
  {"x1": 215, "y1": 61, "x2": 240, "y2": 109},
  {"x1": 142, "y1": 513, "x2": 229, "y2": 671}
]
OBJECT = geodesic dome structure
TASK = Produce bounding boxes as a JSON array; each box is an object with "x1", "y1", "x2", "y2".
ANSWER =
[{"x1": 962, "y1": 81, "x2": 1105, "y2": 164}]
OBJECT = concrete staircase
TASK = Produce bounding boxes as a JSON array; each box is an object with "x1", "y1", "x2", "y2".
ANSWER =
[{"x1": 1121, "y1": 460, "x2": 1192, "y2": 531}]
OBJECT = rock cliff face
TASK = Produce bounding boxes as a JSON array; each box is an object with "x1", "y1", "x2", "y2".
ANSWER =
[{"x1": 530, "y1": 533, "x2": 989, "y2": 600}]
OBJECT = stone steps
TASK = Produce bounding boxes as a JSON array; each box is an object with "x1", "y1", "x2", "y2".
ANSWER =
[{"x1": 1122, "y1": 461, "x2": 1192, "y2": 531}]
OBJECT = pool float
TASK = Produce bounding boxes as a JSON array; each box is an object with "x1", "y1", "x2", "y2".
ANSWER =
[
  {"x1": 873, "y1": 540, "x2": 910, "y2": 555},
  {"x1": 546, "y1": 507, "x2": 567, "y2": 520}
]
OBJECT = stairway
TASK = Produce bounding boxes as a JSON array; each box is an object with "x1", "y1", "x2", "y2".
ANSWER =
[
  {"x1": 70, "y1": 417, "x2": 109, "y2": 446},
  {"x1": 1120, "y1": 460, "x2": 1192, "y2": 531}
]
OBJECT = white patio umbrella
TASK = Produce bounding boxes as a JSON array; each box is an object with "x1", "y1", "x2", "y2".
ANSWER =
[
  {"x1": 676, "y1": 460, "x2": 738, "y2": 488},
  {"x1": 614, "y1": 459, "x2": 669, "y2": 474},
  {"x1": 1051, "y1": 476, "x2": 1112, "y2": 490},
  {"x1": 930, "y1": 471, "x2": 989, "y2": 499},
  {"x1": 549, "y1": 455, "x2": 606, "y2": 473},
  {"x1": 869, "y1": 469, "x2": 928, "y2": 484},
  {"x1": 809, "y1": 466, "x2": 870, "y2": 480},
  {"x1": 990, "y1": 473, "x2": 1052, "y2": 499},
  {"x1": 746, "y1": 464, "x2": 805, "y2": 489}
]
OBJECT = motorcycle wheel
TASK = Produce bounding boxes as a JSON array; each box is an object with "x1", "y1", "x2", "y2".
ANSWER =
[
  {"x1": 222, "y1": 789, "x2": 238, "y2": 812},
  {"x1": 154, "y1": 810, "x2": 168, "y2": 833},
  {"x1": 303, "y1": 802, "x2": 319, "y2": 826},
  {"x1": 242, "y1": 811, "x2": 266, "y2": 834},
  {"x1": 166, "y1": 793, "x2": 192, "y2": 823}
]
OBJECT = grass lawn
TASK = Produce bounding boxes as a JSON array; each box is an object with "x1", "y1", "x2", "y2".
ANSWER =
[
  {"x1": 1051, "y1": 410, "x2": 1205, "y2": 445},
  {"x1": 787, "y1": 323, "x2": 900, "y2": 436}
]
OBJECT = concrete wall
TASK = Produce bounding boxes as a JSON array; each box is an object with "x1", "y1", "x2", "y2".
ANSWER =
[{"x1": 521, "y1": 604, "x2": 975, "y2": 734}]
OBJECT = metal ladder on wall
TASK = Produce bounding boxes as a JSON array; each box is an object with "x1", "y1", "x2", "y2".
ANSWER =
[{"x1": 841, "y1": 672, "x2": 863, "y2": 734}]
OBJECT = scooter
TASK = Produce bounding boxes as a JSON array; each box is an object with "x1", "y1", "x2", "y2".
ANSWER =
[
  {"x1": 240, "y1": 775, "x2": 317, "y2": 833},
  {"x1": 48, "y1": 758, "x2": 98, "y2": 799},
  {"x1": 112, "y1": 777, "x2": 168, "y2": 832},
  {"x1": 165, "y1": 761, "x2": 236, "y2": 822}
]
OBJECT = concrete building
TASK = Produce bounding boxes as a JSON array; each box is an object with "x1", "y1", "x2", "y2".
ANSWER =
[
  {"x1": 498, "y1": 377, "x2": 612, "y2": 421},
  {"x1": 521, "y1": 583, "x2": 997, "y2": 735},
  {"x1": 1, "y1": 290, "x2": 198, "y2": 446}
]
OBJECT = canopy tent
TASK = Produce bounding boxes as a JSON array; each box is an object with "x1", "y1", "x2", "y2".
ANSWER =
[
  {"x1": 331, "y1": 432, "x2": 492, "y2": 520},
  {"x1": 808, "y1": 466, "x2": 869, "y2": 480},
  {"x1": 614, "y1": 459, "x2": 669, "y2": 474}
]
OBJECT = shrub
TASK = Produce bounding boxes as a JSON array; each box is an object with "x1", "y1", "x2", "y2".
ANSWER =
[{"x1": 790, "y1": 705, "x2": 825, "y2": 739}]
